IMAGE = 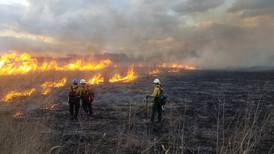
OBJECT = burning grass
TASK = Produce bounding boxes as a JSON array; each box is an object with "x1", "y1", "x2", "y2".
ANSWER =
[
  {"x1": 0, "y1": 51, "x2": 201, "y2": 153},
  {"x1": 148, "y1": 68, "x2": 160, "y2": 75},
  {"x1": 41, "y1": 78, "x2": 67, "y2": 95},
  {"x1": 88, "y1": 73, "x2": 104, "y2": 85},
  {"x1": 13, "y1": 111, "x2": 24, "y2": 118},
  {"x1": 109, "y1": 66, "x2": 137, "y2": 83},
  {"x1": 0, "y1": 51, "x2": 196, "y2": 76},
  {"x1": 0, "y1": 51, "x2": 112, "y2": 75},
  {"x1": 159, "y1": 63, "x2": 196, "y2": 70},
  {"x1": 0, "y1": 51, "x2": 196, "y2": 102},
  {"x1": 2, "y1": 88, "x2": 36, "y2": 102},
  {"x1": 41, "y1": 103, "x2": 59, "y2": 111}
]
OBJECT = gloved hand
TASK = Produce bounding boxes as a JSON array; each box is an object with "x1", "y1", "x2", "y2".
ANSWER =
[{"x1": 161, "y1": 105, "x2": 165, "y2": 111}]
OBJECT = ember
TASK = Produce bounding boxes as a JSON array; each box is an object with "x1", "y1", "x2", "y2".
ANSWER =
[{"x1": 13, "y1": 111, "x2": 24, "y2": 118}]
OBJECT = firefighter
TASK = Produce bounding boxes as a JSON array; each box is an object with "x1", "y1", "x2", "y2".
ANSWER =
[
  {"x1": 146, "y1": 78, "x2": 163, "y2": 123},
  {"x1": 68, "y1": 79, "x2": 81, "y2": 120},
  {"x1": 79, "y1": 79, "x2": 95, "y2": 116}
]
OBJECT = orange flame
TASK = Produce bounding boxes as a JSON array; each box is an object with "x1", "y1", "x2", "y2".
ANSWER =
[
  {"x1": 42, "y1": 59, "x2": 112, "y2": 72},
  {"x1": 41, "y1": 78, "x2": 67, "y2": 95},
  {"x1": 0, "y1": 52, "x2": 38, "y2": 75},
  {"x1": 13, "y1": 111, "x2": 24, "y2": 118},
  {"x1": 148, "y1": 69, "x2": 160, "y2": 75},
  {"x1": 88, "y1": 74, "x2": 104, "y2": 85},
  {"x1": 168, "y1": 69, "x2": 180, "y2": 73},
  {"x1": 2, "y1": 88, "x2": 36, "y2": 102},
  {"x1": 0, "y1": 52, "x2": 112, "y2": 75},
  {"x1": 184, "y1": 65, "x2": 196, "y2": 70},
  {"x1": 109, "y1": 66, "x2": 137, "y2": 83},
  {"x1": 160, "y1": 63, "x2": 196, "y2": 71},
  {"x1": 42, "y1": 104, "x2": 58, "y2": 111}
]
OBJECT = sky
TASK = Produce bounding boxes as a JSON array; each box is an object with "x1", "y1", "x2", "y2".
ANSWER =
[{"x1": 0, "y1": 0, "x2": 274, "y2": 68}]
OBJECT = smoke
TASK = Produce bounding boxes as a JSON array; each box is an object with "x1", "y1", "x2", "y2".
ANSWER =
[{"x1": 0, "y1": 0, "x2": 274, "y2": 68}]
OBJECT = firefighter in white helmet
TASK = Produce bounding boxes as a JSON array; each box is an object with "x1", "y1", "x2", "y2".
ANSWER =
[
  {"x1": 79, "y1": 79, "x2": 86, "y2": 85},
  {"x1": 79, "y1": 79, "x2": 95, "y2": 116},
  {"x1": 146, "y1": 78, "x2": 163, "y2": 122}
]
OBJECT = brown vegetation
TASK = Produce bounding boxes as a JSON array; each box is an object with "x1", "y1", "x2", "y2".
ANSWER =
[{"x1": 0, "y1": 71, "x2": 273, "y2": 154}]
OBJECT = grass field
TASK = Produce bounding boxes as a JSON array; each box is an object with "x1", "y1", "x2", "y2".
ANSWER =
[{"x1": 0, "y1": 70, "x2": 273, "y2": 154}]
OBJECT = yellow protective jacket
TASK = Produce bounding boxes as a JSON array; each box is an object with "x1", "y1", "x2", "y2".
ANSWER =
[
  {"x1": 150, "y1": 85, "x2": 161, "y2": 97},
  {"x1": 68, "y1": 84, "x2": 81, "y2": 97},
  {"x1": 78, "y1": 85, "x2": 95, "y2": 102},
  {"x1": 77, "y1": 85, "x2": 88, "y2": 97}
]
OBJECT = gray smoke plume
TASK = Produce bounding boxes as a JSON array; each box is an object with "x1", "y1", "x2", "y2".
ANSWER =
[{"x1": 0, "y1": 0, "x2": 274, "y2": 68}]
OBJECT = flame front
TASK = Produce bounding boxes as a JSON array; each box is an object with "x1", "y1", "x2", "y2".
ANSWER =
[
  {"x1": 2, "y1": 88, "x2": 36, "y2": 102},
  {"x1": 41, "y1": 78, "x2": 67, "y2": 95},
  {"x1": 0, "y1": 52, "x2": 112, "y2": 75},
  {"x1": 45, "y1": 59, "x2": 112, "y2": 72},
  {"x1": 109, "y1": 66, "x2": 137, "y2": 83},
  {"x1": 0, "y1": 52, "x2": 38, "y2": 75},
  {"x1": 0, "y1": 51, "x2": 198, "y2": 102},
  {"x1": 88, "y1": 74, "x2": 104, "y2": 85},
  {"x1": 160, "y1": 63, "x2": 196, "y2": 70}
]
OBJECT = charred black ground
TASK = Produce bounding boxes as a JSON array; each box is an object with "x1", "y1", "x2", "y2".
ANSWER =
[{"x1": 0, "y1": 70, "x2": 274, "y2": 154}]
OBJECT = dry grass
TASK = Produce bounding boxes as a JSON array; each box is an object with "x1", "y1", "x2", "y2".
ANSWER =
[
  {"x1": 0, "y1": 71, "x2": 273, "y2": 154},
  {"x1": 0, "y1": 116, "x2": 48, "y2": 154}
]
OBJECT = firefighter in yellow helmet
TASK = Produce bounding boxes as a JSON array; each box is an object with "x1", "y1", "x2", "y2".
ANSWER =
[
  {"x1": 146, "y1": 78, "x2": 163, "y2": 122},
  {"x1": 68, "y1": 79, "x2": 81, "y2": 120}
]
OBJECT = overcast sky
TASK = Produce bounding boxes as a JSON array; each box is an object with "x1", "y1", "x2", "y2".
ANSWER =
[{"x1": 0, "y1": 0, "x2": 274, "y2": 68}]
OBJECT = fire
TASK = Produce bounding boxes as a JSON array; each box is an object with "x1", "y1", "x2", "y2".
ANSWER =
[
  {"x1": 41, "y1": 89, "x2": 51, "y2": 95},
  {"x1": 42, "y1": 104, "x2": 58, "y2": 111},
  {"x1": 0, "y1": 52, "x2": 199, "y2": 103},
  {"x1": 2, "y1": 88, "x2": 36, "y2": 102},
  {"x1": 168, "y1": 69, "x2": 180, "y2": 73},
  {"x1": 109, "y1": 66, "x2": 137, "y2": 83},
  {"x1": 46, "y1": 59, "x2": 112, "y2": 72},
  {"x1": 41, "y1": 78, "x2": 67, "y2": 95},
  {"x1": 160, "y1": 63, "x2": 196, "y2": 70},
  {"x1": 0, "y1": 52, "x2": 38, "y2": 75},
  {"x1": 0, "y1": 52, "x2": 112, "y2": 75},
  {"x1": 149, "y1": 69, "x2": 160, "y2": 75},
  {"x1": 88, "y1": 74, "x2": 104, "y2": 85},
  {"x1": 184, "y1": 65, "x2": 196, "y2": 70},
  {"x1": 13, "y1": 111, "x2": 24, "y2": 118}
]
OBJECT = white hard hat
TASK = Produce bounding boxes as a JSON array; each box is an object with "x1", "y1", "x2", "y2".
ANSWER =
[
  {"x1": 79, "y1": 79, "x2": 86, "y2": 84},
  {"x1": 153, "y1": 78, "x2": 160, "y2": 84}
]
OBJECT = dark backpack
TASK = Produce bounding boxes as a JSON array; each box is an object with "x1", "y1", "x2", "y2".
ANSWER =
[
  {"x1": 82, "y1": 86, "x2": 95, "y2": 102},
  {"x1": 159, "y1": 88, "x2": 168, "y2": 106}
]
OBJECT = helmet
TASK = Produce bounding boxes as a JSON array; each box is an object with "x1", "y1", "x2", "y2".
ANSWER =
[
  {"x1": 72, "y1": 79, "x2": 78, "y2": 85},
  {"x1": 153, "y1": 78, "x2": 160, "y2": 84},
  {"x1": 79, "y1": 79, "x2": 87, "y2": 84}
]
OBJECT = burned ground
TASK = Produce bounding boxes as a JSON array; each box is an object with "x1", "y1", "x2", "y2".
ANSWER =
[{"x1": 0, "y1": 71, "x2": 274, "y2": 154}]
